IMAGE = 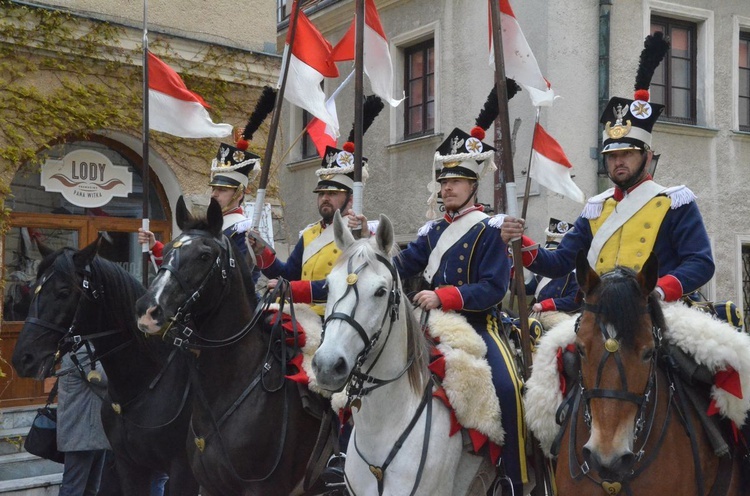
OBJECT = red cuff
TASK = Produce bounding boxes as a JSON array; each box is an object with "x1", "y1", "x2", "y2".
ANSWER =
[
  {"x1": 289, "y1": 280, "x2": 312, "y2": 304},
  {"x1": 521, "y1": 235, "x2": 538, "y2": 267},
  {"x1": 539, "y1": 298, "x2": 556, "y2": 312},
  {"x1": 434, "y1": 286, "x2": 464, "y2": 311},
  {"x1": 656, "y1": 274, "x2": 683, "y2": 302},
  {"x1": 256, "y1": 247, "x2": 276, "y2": 269},
  {"x1": 151, "y1": 241, "x2": 164, "y2": 265}
]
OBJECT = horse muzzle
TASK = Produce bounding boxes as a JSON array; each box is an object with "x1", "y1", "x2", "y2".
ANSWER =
[
  {"x1": 583, "y1": 444, "x2": 636, "y2": 481},
  {"x1": 311, "y1": 349, "x2": 352, "y2": 392}
]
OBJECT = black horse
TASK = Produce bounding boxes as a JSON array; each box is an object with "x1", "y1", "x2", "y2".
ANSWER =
[
  {"x1": 135, "y1": 198, "x2": 328, "y2": 496},
  {"x1": 11, "y1": 240, "x2": 199, "y2": 496}
]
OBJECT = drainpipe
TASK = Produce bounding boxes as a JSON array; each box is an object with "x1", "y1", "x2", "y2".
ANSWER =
[{"x1": 597, "y1": 0, "x2": 612, "y2": 192}]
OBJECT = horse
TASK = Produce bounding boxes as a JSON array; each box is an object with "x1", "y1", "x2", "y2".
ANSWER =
[
  {"x1": 554, "y1": 250, "x2": 742, "y2": 495},
  {"x1": 311, "y1": 211, "x2": 493, "y2": 496},
  {"x1": 11, "y1": 240, "x2": 199, "y2": 496},
  {"x1": 135, "y1": 198, "x2": 326, "y2": 496}
]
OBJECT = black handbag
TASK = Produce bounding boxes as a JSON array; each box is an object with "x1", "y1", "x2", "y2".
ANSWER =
[{"x1": 24, "y1": 380, "x2": 64, "y2": 463}]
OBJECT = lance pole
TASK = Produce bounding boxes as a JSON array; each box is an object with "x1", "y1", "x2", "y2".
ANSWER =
[
  {"x1": 140, "y1": 0, "x2": 150, "y2": 286},
  {"x1": 351, "y1": 0, "x2": 366, "y2": 236},
  {"x1": 489, "y1": 1, "x2": 550, "y2": 494},
  {"x1": 251, "y1": 0, "x2": 303, "y2": 229}
]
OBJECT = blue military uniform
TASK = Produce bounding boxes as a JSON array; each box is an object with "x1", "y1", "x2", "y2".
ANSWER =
[{"x1": 396, "y1": 85, "x2": 527, "y2": 488}]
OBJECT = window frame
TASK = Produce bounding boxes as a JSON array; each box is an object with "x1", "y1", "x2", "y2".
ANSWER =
[
  {"x1": 740, "y1": 31, "x2": 750, "y2": 132},
  {"x1": 650, "y1": 16, "x2": 698, "y2": 125},
  {"x1": 403, "y1": 39, "x2": 435, "y2": 140}
]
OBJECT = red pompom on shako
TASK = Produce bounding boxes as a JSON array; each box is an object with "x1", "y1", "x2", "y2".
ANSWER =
[
  {"x1": 343, "y1": 141, "x2": 355, "y2": 153},
  {"x1": 634, "y1": 89, "x2": 650, "y2": 102},
  {"x1": 470, "y1": 126, "x2": 485, "y2": 141},
  {"x1": 235, "y1": 138, "x2": 249, "y2": 151}
]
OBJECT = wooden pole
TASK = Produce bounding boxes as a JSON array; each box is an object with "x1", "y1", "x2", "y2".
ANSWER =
[
  {"x1": 251, "y1": 0, "x2": 303, "y2": 229},
  {"x1": 351, "y1": 0, "x2": 366, "y2": 236},
  {"x1": 489, "y1": 1, "x2": 550, "y2": 494},
  {"x1": 140, "y1": 0, "x2": 150, "y2": 287}
]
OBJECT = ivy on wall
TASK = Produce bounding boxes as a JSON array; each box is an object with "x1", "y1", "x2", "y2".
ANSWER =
[{"x1": 0, "y1": 0, "x2": 281, "y2": 230}]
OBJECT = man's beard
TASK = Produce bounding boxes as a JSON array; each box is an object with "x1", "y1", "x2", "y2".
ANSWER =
[{"x1": 319, "y1": 204, "x2": 337, "y2": 224}]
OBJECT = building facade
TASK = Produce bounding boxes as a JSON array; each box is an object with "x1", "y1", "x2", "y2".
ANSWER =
[
  {"x1": 0, "y1": 0, "x2": 279, "y2": 406},
  {"x1": 276, "y1": 0, "x2": 750, "y2": 327}
]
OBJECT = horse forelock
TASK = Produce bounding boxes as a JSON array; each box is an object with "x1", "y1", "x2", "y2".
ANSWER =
[{"x1": 591, "y1": 267, "x2": 649, "y2": 350}]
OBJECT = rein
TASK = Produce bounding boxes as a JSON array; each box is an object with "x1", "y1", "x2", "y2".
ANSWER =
[
  {"x1": 155, "y1": 229, "x2": 305, "y2": 485},
  {"x1": 323, "y1": 249, "x2": 435, "y2": 495}
]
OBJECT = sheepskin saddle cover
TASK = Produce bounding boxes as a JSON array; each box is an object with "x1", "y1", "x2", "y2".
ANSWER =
[{"x1": 525, "y1": 302, "x2": 750, "y2": 457}]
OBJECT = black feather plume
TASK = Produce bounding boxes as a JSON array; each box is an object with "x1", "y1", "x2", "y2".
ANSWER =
[
  {"x1": 347, "y1": 95, "x2": 385, "y2": 143},
  {"x1": 475, "y1": 78, "x2": 521, "y2": 130},
  {"x1": 634, "y1": 31, "x2": 670, "y2": 92},
  {"x1": 242, "y1": 86, "x2": 277, "y2": 141}
]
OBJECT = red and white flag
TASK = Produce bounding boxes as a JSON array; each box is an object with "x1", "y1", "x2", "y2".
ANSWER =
[
  {"x1": 529, "y1": 124, "x2": 585, "y2": 203},
  {"x1": 331, "y1": 0, "x2": 404, "y2": 107},
  {"x1": 147, "y1": 52, "x2": 233, "y2": 138},
  {"x1": 307, "y1": 71, "x2": 354, "y2": 157},
  {"x1": 489, "y1": 0, "x2": 555, "y2": 105},
  {"x1": 283, "y1": 4, "x2": 340, "y2": 136}
]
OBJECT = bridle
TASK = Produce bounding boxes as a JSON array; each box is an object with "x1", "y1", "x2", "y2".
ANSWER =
[
  {"x1": 323, "y1": 250, "x2": 435, "y2": 496},
  {"x1": 154, "y1": 231, "x2": 265, "y2": 350},
  {"x1": 322, "y1": 251, "x2": 403, "y2": 400},
  {"x1": 558, "y1": 298, "x2": 673, "y2": 495},
  {"x1": 24, "y1": 257, "x2": 129, "y2": 371}
]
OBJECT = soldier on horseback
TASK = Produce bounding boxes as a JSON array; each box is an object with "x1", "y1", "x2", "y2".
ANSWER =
[{"x1": 393, "y1": 81, "x2": 528, "y2": 494}]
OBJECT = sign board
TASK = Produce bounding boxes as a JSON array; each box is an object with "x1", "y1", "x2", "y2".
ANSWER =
[
  {"x1": 237, "y1": 202, "x2": 275, "y2": 249},
  {"x1": 41, "y1": 149, "x2": 133, "y2": 208}
]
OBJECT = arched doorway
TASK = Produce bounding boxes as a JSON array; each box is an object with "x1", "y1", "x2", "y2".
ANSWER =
[{"x1": 1, "y1": 135, "x2": 171, "y2": 406}]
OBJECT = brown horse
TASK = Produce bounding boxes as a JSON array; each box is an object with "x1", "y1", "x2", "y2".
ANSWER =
[{"x1": 554, "y1": 251, "x2": 743, "y2": 496}]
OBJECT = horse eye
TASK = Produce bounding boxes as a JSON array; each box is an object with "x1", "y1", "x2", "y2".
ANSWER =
[
  {"x1": 374, "y1": 287, "x2": 387, "y2": 297},
  {"x1": 642, "y1": 348, "x2": 655, "y2": 361},
  {"x1": 200, "y1": 253, "x2": 211, "y2": 261},
  {"x1": 57, "y1": 288, "x2": 71, "y2": 298},
  {"x1": 576, "y1": 343, "x2": 586, "y2": 359}
]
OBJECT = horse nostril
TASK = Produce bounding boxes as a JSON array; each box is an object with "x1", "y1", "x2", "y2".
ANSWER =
[
  {"x1": 333, "y1": 357, "x2": 348, "y2": 376},
  {"x1": 613, "y1": 452, "x2": 636, "y2": 475}
]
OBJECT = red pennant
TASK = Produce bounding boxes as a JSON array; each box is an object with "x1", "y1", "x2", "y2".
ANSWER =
[{"x1": 715, "y1": 367, "x2": 743, "y2": 399}]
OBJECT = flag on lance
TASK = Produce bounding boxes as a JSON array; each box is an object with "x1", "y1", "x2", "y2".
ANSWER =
[
  {"x1": 529, "y1": 123, "x2": 585, "y2": 203},
  {"x1": 147, "y1": 52, "x2": 233, "y2": 138},
  {"x1": 331, "y1": 0, "x2": 404, "y2": 107},
  {"x1": 282, "y1": 3, "x2": 341, "y2": 136}
]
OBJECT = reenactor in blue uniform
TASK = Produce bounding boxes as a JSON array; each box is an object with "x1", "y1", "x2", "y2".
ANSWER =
[
  {"x1": 501, "y1": 32, "x2": 715, "y2": 303},
  {"x1": 394, "y1": 81, "x2": 527, "y2": 493},
  {"x1": 248, "y1": 96, "x2": 383, "y2": 317},
  {"x1": 526, "y1": 218, "x2": 581, "y2": 316}
]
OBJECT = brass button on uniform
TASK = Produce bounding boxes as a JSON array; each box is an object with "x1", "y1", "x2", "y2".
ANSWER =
[
  {"x1": 640, "y1": 237, "x2": 646, "y2": 243},
  {"x1": 636, "y1": 251, "x2": 642, "y2": 257},
  {"x1": 459, "y1": 255, "x2": 465, "y2": 260},
  {"x1": 644, "y1": 223, "x2": 651, "y2": 229},
  {"x1": 457, "y1": 281, "x2": 464, "y2": 286},
  {"x1": 457, "y1": 268, "x2": 463, "y2": 273},
  {"x1": 463, "y1": 243, "x2": 469, "y2": 248},
  {"x1": 634, "y1": 264, "x2": 641, "y2": 270}
]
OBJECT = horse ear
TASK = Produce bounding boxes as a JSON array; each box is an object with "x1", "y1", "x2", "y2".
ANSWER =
[
  {"x1": 36, "y1": 240, "x2": 55, "y2": 259},
  {"x1": 73, "y1": 237, "x2": 101, "y2": 270},
  {"x1": 333, "y1": 210, "x2": 355, "y2": 251},
  {"x1": 575, "y1": 249, "x2": 600, "y2": 295},
  {"x1": 206, "y1": 199, "x2": 224, "y2": 238},
  {"x1": 176, "y1": 196, "x2": 191, "y2": 230},
  {"x1": 375, "y1": 214, "x2": 394, "y2": 255},
  {"x1": 637, "y1": 252, "x2": 659, "y2": 296}
]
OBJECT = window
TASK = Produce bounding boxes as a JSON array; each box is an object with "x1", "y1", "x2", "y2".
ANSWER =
[
  {"x1": 650, "y1": 17, "x2": 697, "y2": 125},
  {"x1": 741, "y1": 32, "x2": 750, "y2": 132},
  {"x1": 404, "y1": 40, "x2": 435, "y2": 139},
  {"x1": 301, "y1": 109, "x2": 318, "y2": 159}
]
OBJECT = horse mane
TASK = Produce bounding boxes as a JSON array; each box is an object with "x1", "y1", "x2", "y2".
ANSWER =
[
  {"x1": 54, "y1": 248, "x2": 151, "y2": 351},
  {"x1": 595, "y1": 266, "x2": 659, "y2": 350},
  {"x1": 337, "y1": 239, "x2": 430, "y2": 394}
]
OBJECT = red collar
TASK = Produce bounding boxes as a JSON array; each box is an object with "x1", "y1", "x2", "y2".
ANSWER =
[
  {"x1": 612, "y1": 175, "x2": 653, "y2": 202},
  {"x1": 444, "y1": 204, "x2": 484, "y2": 223},
  {"x1": 224, "y1": 206, "x2": 244, "y2": 216}
]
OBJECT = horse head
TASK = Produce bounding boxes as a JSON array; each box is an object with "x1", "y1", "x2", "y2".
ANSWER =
[
  {"x1": 13, "y1": 238, "x2": 103, "y2": 379},
  {"x1": 136, "y1": 197, "x2": 251, "y2": 339},
  {"x1": 312, "y1": 210, "x2": 413, "y2": 393},
  {"x1": 573, "y1": 249, "x2": 664, "y2": 481}
]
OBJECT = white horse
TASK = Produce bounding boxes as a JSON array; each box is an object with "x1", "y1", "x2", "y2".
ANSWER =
[{"x1": 311, "y1": 211, "x2": 494, "y2": 496}]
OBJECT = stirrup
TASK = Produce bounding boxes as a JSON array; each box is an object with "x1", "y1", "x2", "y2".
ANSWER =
[{"x1": 321, "y1": 453, "x2": 347, "y2": 487}]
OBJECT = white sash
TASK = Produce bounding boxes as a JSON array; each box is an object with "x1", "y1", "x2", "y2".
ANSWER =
[
  {"x1": 302, "y1": 224, "x2": 335, "y2": 265},
  {"x1": 534, "y1": 277, "x2": 552, "y2": 299},
  {"x1": 223, "y1": 213, "x2": 247, "y2": 232},
  {"x1": 424, "y1": 210, "x2": 487, "y2": 284},
  {"x1": 587, "y1": 181, "x2": 665, "y2": 268}
]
